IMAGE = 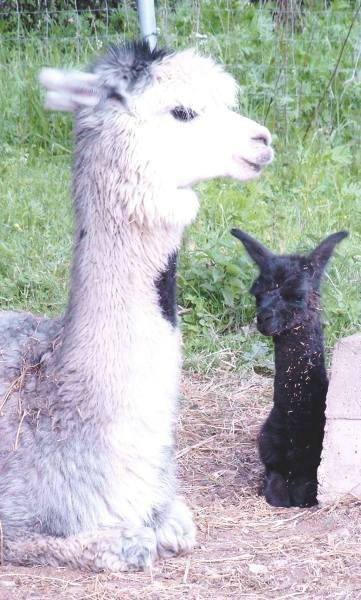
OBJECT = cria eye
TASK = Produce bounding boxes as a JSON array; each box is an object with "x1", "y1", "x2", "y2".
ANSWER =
[{"x1": 171, "y1": 107, "x2": 198, "y2": 121}]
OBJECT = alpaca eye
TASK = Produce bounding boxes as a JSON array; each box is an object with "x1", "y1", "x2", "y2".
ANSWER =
[{"x1": 171, "y1": 107, "x2": 198, "y2": 121}]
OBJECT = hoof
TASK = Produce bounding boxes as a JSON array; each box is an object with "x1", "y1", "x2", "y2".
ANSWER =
[
  {"x1": 155, "y1": 498, "x2": 196, "y2": 560},
  {"x1": 264, "y1": 471, "x2": 291, "y2": 508},
  {"x1": 90, "y1": 526, "x2": 157, "y2": 572}
]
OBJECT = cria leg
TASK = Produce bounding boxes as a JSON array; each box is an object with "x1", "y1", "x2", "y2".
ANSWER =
[
  {"x1": 155, "y1": 497, "x2": 196, "y2": 559},
  {"x1": 3, "y1": 525, "x2": 157, "y2": 572},
  {"x1": 263, "y1": 470, "x2": 291, "y2": 508},
  {"x1": 288, "y1": 475, "x2": 318, "y2": 508}
]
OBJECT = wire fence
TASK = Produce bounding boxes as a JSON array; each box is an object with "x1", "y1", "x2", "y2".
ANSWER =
[
  {"x1": 0, "y1": 1, "x2": 360, "y2": 145},
  {"x1": 0, "y1": 2, "x2": 359, "y2": 346}
]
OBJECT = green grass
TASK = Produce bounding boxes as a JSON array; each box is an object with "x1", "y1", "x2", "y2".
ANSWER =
[
  {"x1": 0, "y1": 0, "x2": 360, "y2": 373},
  {"x1": 0, "y1": 151, "x2": 72, "y2": 312},
  {"x1": 180, "y1": 139, "x2": 360, "y2": 371}
]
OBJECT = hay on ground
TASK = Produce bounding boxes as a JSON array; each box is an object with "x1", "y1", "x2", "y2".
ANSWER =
[{"x1": 0, "y1": 370, "x2": 360, "y2": 600}]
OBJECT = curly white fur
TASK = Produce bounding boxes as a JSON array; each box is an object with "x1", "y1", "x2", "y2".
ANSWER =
[{"x1": 0, "y1": 41, "x2": 273, "y2": 571}]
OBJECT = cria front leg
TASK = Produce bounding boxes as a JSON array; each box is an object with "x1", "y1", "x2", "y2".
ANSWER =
[
  {"x1": 4, "y1": 525, "x2": 157, "y2": 572},
  {"x1": 155, "y1": 497, "x2": 196, "y2": 559},
  {"x1": 288, "y1": 475, "x2": 318, "y2": 508},
  {"x1": 262, "y1": 470, "x2": 291, "y2": 508}
]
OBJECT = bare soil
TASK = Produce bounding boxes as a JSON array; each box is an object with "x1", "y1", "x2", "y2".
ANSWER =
[{"x1": 0, "y1": 371, "x2": 360, "y2": 600}]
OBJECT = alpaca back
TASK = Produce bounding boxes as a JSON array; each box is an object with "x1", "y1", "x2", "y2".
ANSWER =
[{"x1": 0, "y1": 311, "x2": 62, "y2": 432}]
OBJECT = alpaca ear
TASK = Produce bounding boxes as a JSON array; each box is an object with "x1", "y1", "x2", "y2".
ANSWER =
[
  {"x1": 306, "y1": 231, "x2": 348, "y2": 288},
  {"x1": 308, "y1": 231, "x2": 348, "y2": 277},
  {"x1": 231, "y1": 228, "x2": 273, "y2": 268},
  {"x1": 39, "y1": 68, "x2": 100, "y2": 112}
]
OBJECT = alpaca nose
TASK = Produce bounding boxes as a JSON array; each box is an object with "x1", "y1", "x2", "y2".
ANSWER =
[
  {"x1": 252, "y1": 126, "x2": 272, "y2": 146},
  {"x1": 252, "y1": 134, "x2": 269, "y2": 146}
]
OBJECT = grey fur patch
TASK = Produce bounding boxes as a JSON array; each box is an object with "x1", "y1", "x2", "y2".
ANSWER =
[{"x1": 90, "y1": 41, "x2": 171, "y2": 95}]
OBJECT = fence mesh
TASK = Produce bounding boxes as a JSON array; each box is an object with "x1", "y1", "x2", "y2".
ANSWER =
[
  {"x1": 0, "y1": 1, "x2": 360, "y2": 146},
  {"x1": 0, "y1": 1, "x2": 359, "y2": 352}
]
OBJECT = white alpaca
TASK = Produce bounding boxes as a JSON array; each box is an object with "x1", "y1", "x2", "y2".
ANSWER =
[{"x1": 0, "y1": 42, "x2": 273, "y2": 571}]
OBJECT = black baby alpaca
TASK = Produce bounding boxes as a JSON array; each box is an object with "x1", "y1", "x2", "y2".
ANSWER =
[{"x1": 231, "y1": 229, "x2": 348, "y2": 508}]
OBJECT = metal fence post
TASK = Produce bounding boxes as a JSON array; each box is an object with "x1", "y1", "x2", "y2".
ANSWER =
[{"x1": 137, "y1": 0, "x2": 157, "y2": 50}]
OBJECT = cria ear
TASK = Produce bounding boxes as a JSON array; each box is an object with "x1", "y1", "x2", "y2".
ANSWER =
[
  {"x1": 308, "y1": 231, "x2": 349, "y2": 275},
  {"x1": 231, "y1": 228, "x2": 273, "y2": 269},
  {"x1": 39, "y1": 68, "x2": 100, "y2": 112}
]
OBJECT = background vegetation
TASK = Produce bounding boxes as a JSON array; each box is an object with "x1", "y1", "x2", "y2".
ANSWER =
[{"x1": 0, "y1": 0, "x2": 360, "y2": 372}]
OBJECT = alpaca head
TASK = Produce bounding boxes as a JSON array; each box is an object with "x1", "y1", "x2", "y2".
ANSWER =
[
  {"x1": 39, "y1": 42, "x2": 273, "y2": 227},
  {"x1": 231, "y1": 229, "x2": 348, "y2": 336}
]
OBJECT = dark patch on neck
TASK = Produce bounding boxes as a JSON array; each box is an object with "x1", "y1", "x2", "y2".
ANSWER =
[
  {"x1": 155, "y1": 252, "x2": 178, "y2": 327},
  {"x1": 79, "y1": 228, "x2": 87, "y2": 240}
]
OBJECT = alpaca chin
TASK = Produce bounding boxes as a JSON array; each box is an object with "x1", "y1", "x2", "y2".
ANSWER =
[
  {"x1": 257, "y1": 318, "x2": 279, "y2": 337},
  {"x1": 141, "y1": 187, "x2": 200, "y2": 230},
  {"x1": 174, "y1": 188, "x2": 199, "y2": 227}
]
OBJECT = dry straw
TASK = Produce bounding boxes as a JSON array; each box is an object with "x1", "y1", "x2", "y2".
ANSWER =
[{"x1": 0, "y1": 371, "x2": 360, "y2": 598}]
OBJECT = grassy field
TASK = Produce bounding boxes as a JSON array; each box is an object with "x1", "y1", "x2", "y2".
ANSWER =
[{"x1": 0, "y1": 0, "x2": 360, "y2": 372}]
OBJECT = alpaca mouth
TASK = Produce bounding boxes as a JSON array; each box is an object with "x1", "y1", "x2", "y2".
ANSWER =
[
  {"x1": 242, "y1": 158, "x2": 262, "y2": 172},
  {"x1": 233, "y1": 155, "x2": 263, "y2": 173},
  {"x1": 235, "y1": 145, "x2": 274, "y2": 172}
]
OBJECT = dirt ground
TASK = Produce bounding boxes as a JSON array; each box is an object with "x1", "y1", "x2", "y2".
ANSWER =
[{"x1": 0, "y1": 371, "x2": 360, "y2": 600}]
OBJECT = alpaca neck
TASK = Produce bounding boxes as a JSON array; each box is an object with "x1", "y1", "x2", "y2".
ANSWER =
[
  {"x1": 272, "y1": 314, "x2": 328, "y2": 410},
  {"x1": 274, "y1": 316, "x2": 325, "y2": 364},
  {"x1": 63, "y1": 216, "x2": 177, "y2": 339},
  {"x1": 50, "y1": 145, "x2": 190, "y2": 422}
]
